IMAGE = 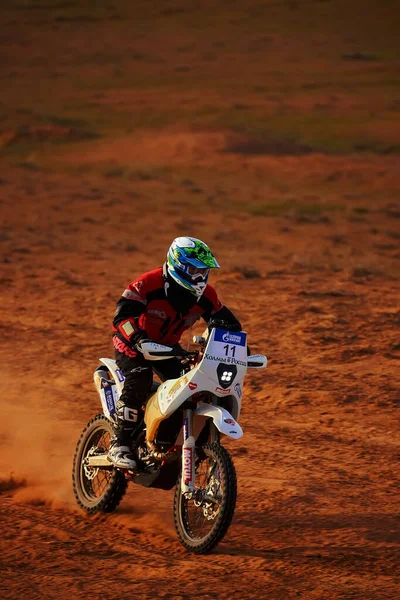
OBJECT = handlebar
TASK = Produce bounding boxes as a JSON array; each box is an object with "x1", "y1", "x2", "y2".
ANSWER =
[
  {"x1": 140, "y1": 341, "x2": 198, "y2": 362},
  {"x1": 140, "y1": 342, "x2": 267, "y2": 369}
]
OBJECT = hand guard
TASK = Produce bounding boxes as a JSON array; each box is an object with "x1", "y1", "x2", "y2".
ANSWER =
[{"x1": 130, "y1": 330, "x2": 151, "y2": 352}]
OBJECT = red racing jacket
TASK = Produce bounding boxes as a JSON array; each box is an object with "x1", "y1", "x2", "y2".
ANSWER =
[{"x1": 112, "y1": 267, "x2": 241, "y2": 358}]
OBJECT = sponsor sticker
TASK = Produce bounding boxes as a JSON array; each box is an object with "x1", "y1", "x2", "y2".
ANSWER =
[
  {"x1": 215, "y1": 387, "x2": 231, "y2": 395},
  {"x1": 148, "y1": 309, "x2": 167, "y2": 319},
  {"x1": 122, "y1": 289, "x2": 144, "y2": 303},
  {"x1": 167, "y1": 376, "x2": 188, "y2": 399},
  {"x1": 214, "y1": 329, "x2": 246, "y2": 347},
  {"x1": 103, "y1": 387, "x2": 115, "y2": 415},
  {"x1": 124, "y1": 407, "x2": 139, "y2": 422},
  {"x1": 204, "y1": 353, "x2": 247, "y2": 367},
  {"x1": 188, "y1": 382, "x2": 197, "y2": 391},
  {"x1": 116, "y1": 369, "x2": 125, "y2": 382},
  {"x1": 183, "y1": 447, "x2": 193, "y2": 485},
  {"x1": 183, "y1": 417, "x2": 189, "y2": 440},
  {"x1": 234, "y1": 382, "x2": 242, "y2": 398},
  {"x1": 122, "y1": 321, "x2": 134, "y2": 336},
  {"x1": 130, "y1": 366, "x2": 149, "y2": 373}
]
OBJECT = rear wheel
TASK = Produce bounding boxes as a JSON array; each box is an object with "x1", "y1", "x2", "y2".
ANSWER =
[
  {"x1": 72, "y1": 414, "x2": 127, "y2": 514},
  {"x1": 173, "y1": 442, "x2": 237, "y2": 554}
]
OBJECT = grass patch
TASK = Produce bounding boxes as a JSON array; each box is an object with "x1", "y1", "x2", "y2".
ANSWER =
[
  {"x1": 39, "y1": 114, "x2": 90, "y2": 129},
  {"x1": 0, "y1": 110, "x2": 100, "y2": 160},
  {"x1": 224, "y1": 135, "x2": 312, "y2": 156},
  {"x1": 248, "y1": 199, "x2": 344, "y2": 218},
  {"x1": 5, "y1": 1, "x2": 76, "y2": 9},
  {"x1": 341, "y1": 52, "x2": 380, "y2": 62},
  {"x1": 102, "y1": 166, "x2": 126, "y2": 178},
  {"x1": 233, "y1": 265, "x2": 262, "y2": 279},
  {"x1": 54, "y1": 14, "x2": 101, "y2": 23},
  {"x1": 16, "y1": 160, "x2": 42, "y2": 171},
  {"x1": 55, "y1": 272, "x2": 86, "y2": 286},
  {"x1": 2, "y1": 0, "x2": 400, "y2": 167},
  {"x1": 100, "y1": 165, "x2": 167, "y2": 181},
  {"x1": 352, "y1": 265, "x2": 382, "y2": 278}
]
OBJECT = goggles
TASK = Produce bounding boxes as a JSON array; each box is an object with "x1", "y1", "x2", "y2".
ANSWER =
[{"x1": 185, "y1": 264, "x2": 210, "y2": 280}]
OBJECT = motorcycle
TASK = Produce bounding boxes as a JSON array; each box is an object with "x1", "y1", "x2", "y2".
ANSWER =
[{"x1": 72, "y1": 325, "x2": 267, "y2": 554}]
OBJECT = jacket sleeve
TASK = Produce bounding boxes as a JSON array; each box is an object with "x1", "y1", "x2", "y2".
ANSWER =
[
  {"x1": 112, "y1": 279, "x2": 147, "y2": 344},
  {"x1": 199, "y1": 285, "x2": 242, "y2": 331},
  {"x1": 205, "y1": 305, "x2": 242, "y2": 332}
]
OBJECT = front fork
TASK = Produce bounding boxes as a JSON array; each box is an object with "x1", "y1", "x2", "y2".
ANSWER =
[
  {"x1": 181, "y1": 409, "x2": 220, "y2": 495},
  {"x1": 181, "y1": 408, "x2": 196, "y2": 495}
]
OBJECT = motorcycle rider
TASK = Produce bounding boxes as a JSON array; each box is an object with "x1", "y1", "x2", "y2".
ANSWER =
[{"x1": 108, "y1": 236, "x2": 242, "y2": 469}]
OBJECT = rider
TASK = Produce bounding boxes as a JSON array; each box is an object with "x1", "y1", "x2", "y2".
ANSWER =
[{"x1": 108, "y1": 236, "x2": 242, "y2": 469}]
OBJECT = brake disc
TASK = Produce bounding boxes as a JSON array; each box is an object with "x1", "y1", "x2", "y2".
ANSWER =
[{"x1": 83, "y1": 446, "x2": 101, "y2": 480}]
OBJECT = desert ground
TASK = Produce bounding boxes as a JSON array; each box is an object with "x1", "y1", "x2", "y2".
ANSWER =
[{"x1": 0, "y1": 1, "x2": 399, "y2": 598}]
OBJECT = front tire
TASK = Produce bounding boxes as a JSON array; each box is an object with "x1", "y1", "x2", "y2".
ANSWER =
[
  {"x1": 173, "y1": 442, "x2": 237, "y2": 554},
  {"x1": 72, "y1": 414, "x2": 128, "y2": 514}
]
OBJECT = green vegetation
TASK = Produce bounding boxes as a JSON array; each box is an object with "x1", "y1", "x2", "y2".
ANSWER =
[
  {"x1": 248, "y1": 199, "x2": 345, "y2": 218},
  {"x1": 1, "y1": 0, "x2": 399, "y2": 164}
]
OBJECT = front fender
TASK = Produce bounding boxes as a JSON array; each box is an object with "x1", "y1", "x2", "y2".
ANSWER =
[{"x1": 195, "y1": 402, "x2": 243, "y2": 440}]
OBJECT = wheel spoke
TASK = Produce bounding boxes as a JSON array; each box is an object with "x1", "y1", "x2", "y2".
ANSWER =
[
  {"x1": 80, "y1": 426, "x2": 113, "y2": 500},
  {"x1": 183, "y1": 456, "x2": 222, "y2": 539},
  {"x1": 174, "y1": 442, "x2": 237, "y2": 553},
  {"x1": 73, "y1": 415, "x2": 128, "y2": 515}
]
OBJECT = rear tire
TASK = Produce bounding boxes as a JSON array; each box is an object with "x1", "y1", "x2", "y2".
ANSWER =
[
  {"x1": 173, "y1": 442, "x2": 237, "y2": 554},
  {"x1": 72, "y1": 414, "x2": 128, "y2": 514}
]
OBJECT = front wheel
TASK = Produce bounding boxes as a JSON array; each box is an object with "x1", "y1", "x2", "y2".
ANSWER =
[
  {"x1": 173, "y1": 442, "x2": 237, "y2": 554},
  {"x1": 72, "y1": 414, "x2": 128, "y2": 514}
]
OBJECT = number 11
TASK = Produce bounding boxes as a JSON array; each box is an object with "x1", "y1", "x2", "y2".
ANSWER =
[{"x1": 223, "y1": 345, "x2": 236, "y2": 357}]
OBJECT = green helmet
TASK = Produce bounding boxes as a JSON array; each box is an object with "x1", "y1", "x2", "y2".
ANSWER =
[{"x1": 166, "y1": 237, "x2": 220, "y2": 297}]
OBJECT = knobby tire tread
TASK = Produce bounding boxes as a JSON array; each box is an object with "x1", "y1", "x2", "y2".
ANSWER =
[
  {"x1": 72, "y1": 414, "x2": 128, "y2": 515},
  {"x1": 173, "y1": 442, "x2": 237, "y2": 554}
]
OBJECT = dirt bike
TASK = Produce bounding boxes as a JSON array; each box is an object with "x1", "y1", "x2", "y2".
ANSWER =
[{"x1": 72, "y1": 325, "x2": 267, "y2": 554}]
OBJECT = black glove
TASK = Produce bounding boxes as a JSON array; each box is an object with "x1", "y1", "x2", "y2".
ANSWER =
[
  {"x1": 171, "y1": 344, "x2": 191, "y2": 357},
  {"x1": 130, "y1": 330, "x2": 151, "y2": 352},
  {"x1": 207, "y1": 318, "x2": 242, "y2": 333}
]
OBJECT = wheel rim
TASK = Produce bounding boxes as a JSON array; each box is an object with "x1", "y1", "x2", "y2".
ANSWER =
[
  {"x1": 180, "y1": 453, "x2": 223, "y2": 542},
  {"x1": 79, "y1": 425, "x2": 114, "y2": 503}
]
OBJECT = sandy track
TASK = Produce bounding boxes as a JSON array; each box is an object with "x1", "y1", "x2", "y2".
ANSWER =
[
  {"x1": 1, "y1": 158, "x2": 399, "y2": 598},
  {"x1": 1, "y1": 1, "x2": 400, "y2": 596}
]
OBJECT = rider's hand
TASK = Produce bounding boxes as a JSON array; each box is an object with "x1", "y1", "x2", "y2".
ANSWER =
[
  {"x1": 135, "y1": 339, "x2": 153, "y2": 353},
  {"x1": 130, "y1": 330, "x2": 151, "y2": 352},
  {"x1": 171, "y1": 344, "x2": 190, "y2": 357},
  {"x1": 207, "y1": 318, "x2": 242, "y2": 333}
]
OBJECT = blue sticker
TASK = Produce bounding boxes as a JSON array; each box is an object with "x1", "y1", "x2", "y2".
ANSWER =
[
  {"x1": 214, "y1": 329, "x2": 246, "y2": 347},
  {"x1": 116, "y1": 369, "x2": 125, "y2": 382},
  {"x1": 104, "y1": 386, "x2": 116, "y2": 415},
  {"x1": 183, "y1": 417, "x2": 189, "y2": 441},
  {"x1": 234, "y1": 382, "x2": 242, "y2": 398}
]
